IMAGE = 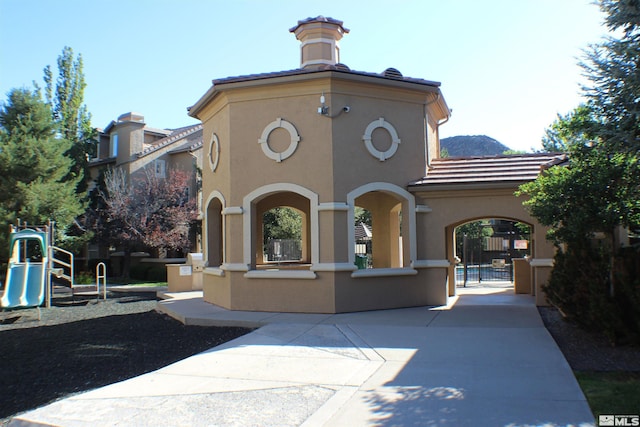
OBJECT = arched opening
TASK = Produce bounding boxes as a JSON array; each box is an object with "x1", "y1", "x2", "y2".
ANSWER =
[
  {"x1": 206, "y1": 197, "x2": 224, "y2": 268},
  {"x1": 354, "y1": 207, "x2": 372, "y2": 268},
  {"x1": 452, "y1": 218, "x2": 532, "y2": 290},
  {"x1": 253, "y1": 191, "x2": 311, "y2": 270},
  {"x1": 354, "y1": 192, "x2": 409, "y2": 269}
]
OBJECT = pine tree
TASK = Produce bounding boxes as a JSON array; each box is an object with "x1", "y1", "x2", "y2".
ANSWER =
[{"x1": 0, "y1": 88, "x2": 85, "y2": 261}]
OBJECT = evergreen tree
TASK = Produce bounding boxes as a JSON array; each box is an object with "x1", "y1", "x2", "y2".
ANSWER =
[
  {"x1": 518, "y1": 0, "x2": 640, "y2": 343},
  {"x1": 0, "y1": 88, "x2": 85, "y2": 261}
]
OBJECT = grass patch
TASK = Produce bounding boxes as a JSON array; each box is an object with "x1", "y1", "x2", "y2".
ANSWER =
[
  {"x1": 121, "y1": 281, "x2": 167, "y2": 287},
  {"x1": 575, "y1": 371, "x2": 640, "y2": 418}
]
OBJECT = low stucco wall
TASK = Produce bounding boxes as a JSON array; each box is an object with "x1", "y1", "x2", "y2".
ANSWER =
[{"x1": 201, "y1": 267, "x2": 449, "y2": 313}]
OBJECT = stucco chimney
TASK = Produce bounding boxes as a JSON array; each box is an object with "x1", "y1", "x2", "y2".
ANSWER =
[{"x1": 289, "y1": 16, "x2": 349, "y2": 70}]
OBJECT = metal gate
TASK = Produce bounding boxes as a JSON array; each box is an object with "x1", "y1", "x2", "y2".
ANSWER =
[{"x1": 455, "y1": 220, "x2": 530, "y2": 287}]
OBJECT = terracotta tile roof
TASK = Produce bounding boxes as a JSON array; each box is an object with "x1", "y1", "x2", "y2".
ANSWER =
[
  {"x1": 408, "y1": 153, "x2": 567, "y2": 190},
  {"x1": 88, "y1": 156, "x2": 116, "y2": 166},
  {"x1": 355, "y1": 222, "x2": 372, "y2": 241},
  {"x1": 289, "y1": 16, "x2": 349, "y2": 33},
  {"x1": 137, "y1": 124, "x2": 203, "y2": 159},
  {"x1": 167, "y1": 138, "x2": 203, "y2": 155}
]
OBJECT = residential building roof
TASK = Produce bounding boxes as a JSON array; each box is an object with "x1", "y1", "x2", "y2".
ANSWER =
[
  {"x1": 408, "y1": 153, "x2": 567, "y2": 191},
  {"x1": 138, "y1": 124, "x2": 202, "y2": 159}
]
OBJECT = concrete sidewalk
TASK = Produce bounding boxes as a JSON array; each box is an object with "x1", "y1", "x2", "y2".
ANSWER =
[{"x1": 9, "y1": 288, "x2": 595, "y2": 427}]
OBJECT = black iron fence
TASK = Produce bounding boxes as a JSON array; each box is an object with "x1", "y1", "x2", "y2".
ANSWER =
[{"x1": 264, "y1": 239, "x2": 302, "y2": 262}]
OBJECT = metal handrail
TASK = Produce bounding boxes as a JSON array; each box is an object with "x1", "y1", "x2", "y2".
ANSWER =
[
  {"x1": 96, "y1": 262, "x2": 107, "y2": 300},
  {"x1": 51, "y1": 245, "x2": 74, "y2": 287}
]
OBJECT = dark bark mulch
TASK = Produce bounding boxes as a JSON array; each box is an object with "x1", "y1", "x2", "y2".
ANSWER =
[
  {"x1": 0, "y1": 293, "x2": 250, "y2": 423},
  {"x1": 538, "y1": 306, "x2": 640, "y2": 372}
]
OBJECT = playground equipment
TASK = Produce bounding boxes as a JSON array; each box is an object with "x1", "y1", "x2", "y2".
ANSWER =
[
  {"x1": 0, "y1": 221, "x2": 74, "y2": 312},
  {"x1": 96, "y1": 262, "x2": 107, "y2": 300}
]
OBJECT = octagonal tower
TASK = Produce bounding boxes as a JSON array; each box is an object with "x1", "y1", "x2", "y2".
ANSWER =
[{"x1": 189, "y1": 17, "x2": 451, "y2": 313}]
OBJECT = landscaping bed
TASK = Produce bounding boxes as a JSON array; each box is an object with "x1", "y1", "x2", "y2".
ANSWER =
[{"x1": 539, "y1": 306, "x2": 640, "y2": 417}]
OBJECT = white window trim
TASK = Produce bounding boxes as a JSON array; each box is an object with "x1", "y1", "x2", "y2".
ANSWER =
[
  {"x1": 242, "y1": 183, "x2": 320, "y2": 269},
  {"x1": 244, "y1": 270, "x2": 317, "y2": 280},
  {"x1": 351, "y1": 268, "x2": 417, "y2": 278}
]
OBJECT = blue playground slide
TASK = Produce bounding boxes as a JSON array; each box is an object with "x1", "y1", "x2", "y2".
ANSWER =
[{"x1": 0, "y1": 231, "x2": 47, "y2": 309}]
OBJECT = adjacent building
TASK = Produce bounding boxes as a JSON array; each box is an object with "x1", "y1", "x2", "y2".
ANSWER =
[{"x1": 87, "y1": 112, "x2": 203, "y2": 262}]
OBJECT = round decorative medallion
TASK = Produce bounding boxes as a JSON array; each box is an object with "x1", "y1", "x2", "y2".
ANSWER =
[
  {"x1": 258, "y1": 118, "x2": 301, "y2": 162},
  {"x1": 208, "y1": 133, "x2": 220, "y2": 172},
  {"x1": 362, "y1": 118, "x2": 401, "y2": 161}
]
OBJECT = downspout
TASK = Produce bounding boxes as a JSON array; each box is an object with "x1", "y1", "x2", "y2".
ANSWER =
[
  {"x1": 424, "y1": 93, "x2": 447, "y2": 172},
  {"x1": 423, "y1": 103, "x2": 429, "y2": 174},
  {"x1": 436, "y1": 108, "x2": 452, "y2": 164}
]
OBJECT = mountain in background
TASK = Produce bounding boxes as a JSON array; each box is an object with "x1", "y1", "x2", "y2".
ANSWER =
[{"x1": 440, "y1": 135, "x2": 511, "y2": 157}]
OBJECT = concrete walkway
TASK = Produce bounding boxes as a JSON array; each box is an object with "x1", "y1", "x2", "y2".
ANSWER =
[{"x1": 10, "y1": 287, "x2": 595, "y2": 427}]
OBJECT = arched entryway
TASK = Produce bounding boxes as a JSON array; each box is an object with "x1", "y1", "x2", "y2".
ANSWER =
[{"x1": 451, "y1": 218, "x2": 533, "y2": 292}]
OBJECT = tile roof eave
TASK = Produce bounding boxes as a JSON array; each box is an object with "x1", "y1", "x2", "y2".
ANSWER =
[
  {"x1": 88, "y1": 157, "x2": 116, "y2": 167},
  {"x1": 137, "y1": 124, "x2": 203, "y2": 159},
  {"x1": 188, "y1": 68, "x2": 443, "y2": 118},
  {"x1": 408, "y1": 180, "x2": 531, "y2": 192}
]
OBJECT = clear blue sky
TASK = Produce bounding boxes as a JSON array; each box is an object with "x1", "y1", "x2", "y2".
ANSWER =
[{"x1": 1, "y1": 0, "x2": 608, "y2": 151}]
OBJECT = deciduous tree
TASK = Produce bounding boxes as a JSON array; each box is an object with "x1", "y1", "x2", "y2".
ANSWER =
[
  {"x1": 40, "y1": 46, "x2": 97, "y2": 193},
  {"x1": 99, "y1": 167, "x2": 198, "y2": 278}
]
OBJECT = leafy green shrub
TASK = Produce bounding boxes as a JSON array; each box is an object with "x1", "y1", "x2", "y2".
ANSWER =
[{"x1": 74, "y1": 271, "x2": 95, "y2": 285}]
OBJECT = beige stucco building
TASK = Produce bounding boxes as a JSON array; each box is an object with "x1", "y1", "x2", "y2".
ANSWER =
[
  {"x1": 88, "y1": 112, "x2": 203, "y2": 261},
  {"x1": 187, "y1": 17, "x2": 558, "y2": 313}
]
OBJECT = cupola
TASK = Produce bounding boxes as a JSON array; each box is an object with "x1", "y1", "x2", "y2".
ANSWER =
[{"x1": 289, "y1": 16, "x2": 349, "y2": 70}]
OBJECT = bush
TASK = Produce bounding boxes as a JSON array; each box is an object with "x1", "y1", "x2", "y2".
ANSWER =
[
  {"x1": 145, "y1": 265, "x2": 167, "y2": 282},
  {"x1": 544, "y1": 244, "x2": 640, "y2": 345},
  {"x1": 129, "y1": 263, "x2": 167, "y2": 282},
  {"x1": 129, "y1": 264, "x2": 150, "y2": 281}
]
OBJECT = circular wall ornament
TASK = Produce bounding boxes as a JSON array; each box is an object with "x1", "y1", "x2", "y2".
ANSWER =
[
  {"x1": 362, "y1": 118, "x2": 401, "y2": 161},
  {"x1": 258, "y1": 118, "x2": 301, "y2": 162},
  {"x1": 208, "y1": 133, "x2": 220, "y2": 172}
]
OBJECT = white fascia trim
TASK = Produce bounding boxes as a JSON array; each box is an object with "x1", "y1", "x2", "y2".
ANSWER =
[
  {"x1": 415, "y1": 204, "x2": 432, "y2": 213},
  {"x1": 222, "y1": 206, "x2": 243, "y2": 215},
  {"x1": 346, "y1": 182, "x2": 417, "y2": 264},
  {"x1": 244, "y1": 270, "x2": 317, "y2": 280},
  {"x1": 221, "y1": 263, "x2": 249, "y2": 272},
  {"x1": 411, "y1": 259, "x2": 450, "y2": 269},
  {"x1": 351, "y1": 268, "x2": 418, "y2": 278},
  {"x1": 311, "y1": 262, "x2": 358, "y2": 272},
  {"x1": 317, "y1": 202, "x2": 350, "y2": 212},
  {"x1": 204, "y1": 267, "x2": 225, "y2": 277},
  {"x1": 529, "y1": 258, "x2": 554, "y2": 267},
  {"x1": 243, "y1": 183, "x2": 320, "y2": 267}
]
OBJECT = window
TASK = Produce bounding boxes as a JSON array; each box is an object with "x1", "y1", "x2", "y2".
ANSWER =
[
  {"x1": 154, "y1": 159, "x2": 166, "y2": 178},
  {"x1": 110, "y1": 133, "x2": 118, "y2": 157}
]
